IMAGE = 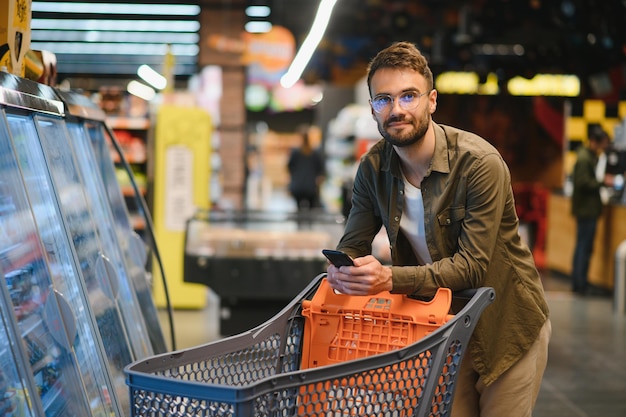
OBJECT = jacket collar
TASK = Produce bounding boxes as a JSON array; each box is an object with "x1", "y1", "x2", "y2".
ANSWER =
[{"x1": 431, "y1": 122, "x2": 451, "y2": 175}]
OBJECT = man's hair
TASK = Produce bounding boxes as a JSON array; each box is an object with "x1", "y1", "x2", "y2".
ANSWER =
[
  {"x1": 588, "y1": 124, "x2": 609, "y2": 143},
  {"x1": 366, "y1": 41, "x2": 434, "y2": 95}
]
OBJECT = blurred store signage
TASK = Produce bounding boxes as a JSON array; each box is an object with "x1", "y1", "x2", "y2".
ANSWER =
[
  {"x1": 435, "y1": 72, "x2": 499, "y2": 95},
  {"x1": 209, "y1": 26, "x2": 312, "y2": 111},
  {"x1": 436, "y1": 71, "x2": 580, "y2": 97},
  {"x1": 507, "y1": 74, "x2": 580, "y2": 97},
  {"x1": 207, "y1": 26, "x2": 295, "y2": 86},
  {"x1": 242, "y1": 25, "x2": 295, "y2": 83}
]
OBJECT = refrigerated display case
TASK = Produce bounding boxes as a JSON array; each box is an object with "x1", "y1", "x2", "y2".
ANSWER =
[
  {"x1": 184, "y1": 209, "x2": 345, "y2": 335},
  {"x1": 11, "y1": 106, "x2": 153, "y2": 359},
  {"x1": 54, "y1": 89, "x2": 167, "y2": 354},
  {"x1": 0, "y1": 71, "x2": 164, "y2": 416},
  {"x1": 0, "y1": 98, "x2": 124, "y2": 414},
  {"x1": 0, "y1": 273, "x2": 39, "y2": 417}
]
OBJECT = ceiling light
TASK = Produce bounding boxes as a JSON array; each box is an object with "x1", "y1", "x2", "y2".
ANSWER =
[
  {"x1": 280, "y1": 0, "x2": 338, "y2": 88},
  {"x1": 245, "y1": 21, "x2": 273, "y2": 34},
  {"x1": 31, "y1": 30, "x2": 199, "y2": 44},
  {"x1": 32, "y1": 2, "x2": 200, "y2": 16},
  {"x1": 138, "y1": 65, "x2": 167, "y2": 90},
  {"x1": 127, "y1": 80, "x2": 156, "y2": 101},
  {"x1": 246, "y1": 6, "x2": 271, "y2": 18},
  {"x1": 29, "y1": 42, "x2": 198, "y2": 56},
  {"x1": 31, "y1": 19, "x2": 200, "y2": 32},
  {"x1": 31, "y1": 1, "x2": 201, "y2": 78}
]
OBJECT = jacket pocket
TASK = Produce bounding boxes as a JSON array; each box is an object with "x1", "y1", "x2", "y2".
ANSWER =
[{"x1": 437, "y1": 206, "x2": 465, "y2": 253}]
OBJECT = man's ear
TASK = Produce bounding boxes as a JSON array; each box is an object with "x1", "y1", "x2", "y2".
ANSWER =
[{"x1": 429, "y1": 89, "x2": 438, "y2": 114}]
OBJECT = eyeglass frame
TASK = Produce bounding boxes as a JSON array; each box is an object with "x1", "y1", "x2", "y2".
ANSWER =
[{"x1": 369, "y1": 90, "x2": 430, "y2": 114}]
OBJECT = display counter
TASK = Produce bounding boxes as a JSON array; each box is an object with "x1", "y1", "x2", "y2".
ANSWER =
[
  {"x1": 546, "y1": 193, "x2": 626, "y2": 290},
  {"x1": 183, "y1": 210, "x2": 345, "y2": 335}
]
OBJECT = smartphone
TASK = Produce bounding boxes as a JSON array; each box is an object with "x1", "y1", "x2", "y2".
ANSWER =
[{"x1": 322, "y1": 249, "x2": 354, "y2": 267}]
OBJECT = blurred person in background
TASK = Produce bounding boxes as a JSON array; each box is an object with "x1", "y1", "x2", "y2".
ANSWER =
[
  {"x1": 287, "y1": 124, "x2": 325, "y2": 212},
  {"x1": 570, "y1": 125, "x2": 613, "y2": 295}
]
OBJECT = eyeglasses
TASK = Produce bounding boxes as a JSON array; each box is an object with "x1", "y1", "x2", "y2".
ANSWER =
[{"x1": 370, "y1": 90, "x2": 429, "y2": 114}]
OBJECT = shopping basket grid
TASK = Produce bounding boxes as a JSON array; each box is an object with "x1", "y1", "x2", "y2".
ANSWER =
[{"x1": 125, "y1": 274, "x2": 494, "y2": 417}]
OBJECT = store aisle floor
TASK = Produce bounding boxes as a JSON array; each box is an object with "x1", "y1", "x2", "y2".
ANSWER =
[
  {"x1": 158, "y1": 271, "x2": 626, "y2": 416},
  {"x1": 534, "y1": 273, "x2": 626, "y2": 417}
]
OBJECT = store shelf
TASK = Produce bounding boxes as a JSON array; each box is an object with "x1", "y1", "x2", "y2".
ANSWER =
[
  {"x1": 101, "y1": 93, "x2": 151, "y2": 236},
  {"x1": 120, "y1": 185, "x2": 146, "y2": 197},
  {"x1": 129, "y1": 213, "x2": 146, "y2": 231},
  {"x1": 106, "y1": 116, "x2": 150, "y2": 130}
]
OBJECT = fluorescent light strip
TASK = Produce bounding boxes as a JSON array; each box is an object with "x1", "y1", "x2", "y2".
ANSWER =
[
  {"x1": 280, "y1": 0, "x2": 338, "y2": 88},
  {"x1": 32, "y1": 2, "x2": 200, "y2": 16},
  {"x1": 31, "y1": 19, "x2": 200, "y2": 32},
  {"x1": 30, "y1": 42, "x2": 199, "y2": 56},
  {"x1": 55, "y1": 62, "x2": 197, "y2": 76},
  {"x1": 31, "y1": 30, "x2": 199, "y2": 44}
]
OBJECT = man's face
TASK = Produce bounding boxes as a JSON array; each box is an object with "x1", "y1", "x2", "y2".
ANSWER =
[{"x1": 369, "y1": 68, "x2": 436, "y2": 147}]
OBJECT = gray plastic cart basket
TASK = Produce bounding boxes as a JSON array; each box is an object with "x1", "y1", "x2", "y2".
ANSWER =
[{"x1": 125, "y1": 273, "x2": 494, "y2": 417}]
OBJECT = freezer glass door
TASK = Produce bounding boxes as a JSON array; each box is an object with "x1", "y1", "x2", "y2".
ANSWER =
[
  {"x1": 31, "y1": 114, "x2": 153, "y2": 361},
  {"x1": 3, "y1": 111, "x2": 134, "y2": 415},
  {"x1": 0, "y1": 278, "x2": 37, "y2": 417},
  {"x1": 70, "y1": 120, "x2": 167, "y2": 354},
  {"x1": 0, "y1": 112, "x2": 107, "y2": 416}
]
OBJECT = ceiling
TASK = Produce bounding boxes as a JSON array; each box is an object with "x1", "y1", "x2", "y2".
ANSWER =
[
  {"x1": 30, "y1": 0, "x2": 201, "y2": 89},
  {"x1": 270, "y1": 0, "x2": 625, "y2": 88},
  {"x1": 29, "y1": 0, "x2": 625, "y2": 93}
]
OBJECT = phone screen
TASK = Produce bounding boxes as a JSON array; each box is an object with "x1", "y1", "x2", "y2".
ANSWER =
[{"x1": 322, "y1": 249, "x2": 354, "y2": 267}]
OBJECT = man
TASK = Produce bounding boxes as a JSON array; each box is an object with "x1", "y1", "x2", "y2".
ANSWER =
[
  {"x1": 326, "y1": 41, "x2": 550, "y2": 417},
  {"x1": 570, "y1": 125, "x2": 612, "y2": 295}
]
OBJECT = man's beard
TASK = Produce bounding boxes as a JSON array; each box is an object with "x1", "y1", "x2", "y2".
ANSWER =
[{"x1": 378, "y1": 113, "x2": 429, "y2": 147}]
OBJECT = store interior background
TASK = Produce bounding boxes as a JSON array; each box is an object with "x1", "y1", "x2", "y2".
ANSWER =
[
  {"x1": 5, "y1": 1, "x2": 625, "y2": 416},
  {"x1": 27, "y1": 0, "x2": 626, "y2": 313}
]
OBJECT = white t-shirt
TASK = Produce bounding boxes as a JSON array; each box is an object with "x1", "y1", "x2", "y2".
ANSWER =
[{"x1": 399, "y1": 177, "x2": 433, "y2": 265}]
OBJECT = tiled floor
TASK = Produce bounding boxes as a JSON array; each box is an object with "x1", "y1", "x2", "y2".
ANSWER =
[
  {"x1": 158, "y1": 270, "x2": 626, "y2": 416},
  {"x1": 534, "y1": 272, "x2": 626, "y2": 417}
]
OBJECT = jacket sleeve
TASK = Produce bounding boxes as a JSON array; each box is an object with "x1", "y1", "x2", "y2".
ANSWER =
[{"x1": 336, "y1": 159, "x2": 383, "y2": 257}]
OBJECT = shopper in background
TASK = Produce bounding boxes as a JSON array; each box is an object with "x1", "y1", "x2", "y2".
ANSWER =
[
  {"x1": 570, "y1": 125, "x2": 613, "y2": 295},
  {"x1": 325, "y1": 41, "x2": 550, "y2": 417},
  {"x1": 287, "y1": 124, "x2": 325, "y2": 212}
]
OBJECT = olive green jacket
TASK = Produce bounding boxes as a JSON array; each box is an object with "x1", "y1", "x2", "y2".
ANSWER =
[
  {"x1": 337, "y1": 122, "x2": 549, "y2": 386},
  {"x1": 571, "y1": 146, "x2": 603, "y2": 219}
]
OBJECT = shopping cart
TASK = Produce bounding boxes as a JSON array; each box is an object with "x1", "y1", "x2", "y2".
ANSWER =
[{"x1": 125, "y1": 273, "x2": 494, "y2": 417}]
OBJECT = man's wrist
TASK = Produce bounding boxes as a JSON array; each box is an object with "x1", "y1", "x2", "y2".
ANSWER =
[{"x1": 385, "y1": 266, "x2": 394, "y2": 292}]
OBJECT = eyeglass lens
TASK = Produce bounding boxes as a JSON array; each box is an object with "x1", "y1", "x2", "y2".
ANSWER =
[{"x1": 372, "y1": 91, "x2": 424, "y2": 113}]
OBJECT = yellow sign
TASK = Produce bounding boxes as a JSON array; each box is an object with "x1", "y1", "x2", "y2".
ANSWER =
[
  {"x1": 0, "y1": 0, "x2": 31, "y2": 76},
  {"x1": 508, "y1": 74, "x2": 580, "y2": 97},
  {"x1": 435, "y1": 71, "x2": 499, "y2": 95},
  {"x1": 435, "y1": 71, "x2": 580, "y2": 97},
  {"x1": 152, "y1": 103, "x2": 212, "y2": 309}
]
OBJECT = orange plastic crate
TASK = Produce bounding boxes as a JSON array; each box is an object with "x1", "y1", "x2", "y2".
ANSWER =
[{"x1": 300, "y1": 278, "x2": 454, "y2": 370}]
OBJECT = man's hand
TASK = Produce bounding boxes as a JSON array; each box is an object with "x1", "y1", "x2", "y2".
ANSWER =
[{"x1": 326, "y1": 255, "x2": 393, "y2": 295}]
